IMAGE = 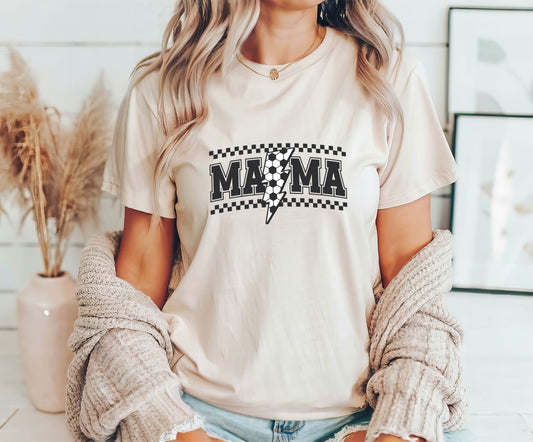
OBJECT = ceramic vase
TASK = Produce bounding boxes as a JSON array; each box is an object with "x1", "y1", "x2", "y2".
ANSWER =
[{"x1": 16, "y1": 271, "x2": 78, "y2": 413}]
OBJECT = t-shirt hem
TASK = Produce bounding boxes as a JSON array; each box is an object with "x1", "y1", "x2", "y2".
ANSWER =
[
  {"x1": 377, "y1": 172, "x2": 456, "y2": 210},
  {"x1": 101, "y1": 179, "x2": 177, "y2": 219},
  {"x1": 101, "y1": 179, "x2": 120, "y2": 197}
]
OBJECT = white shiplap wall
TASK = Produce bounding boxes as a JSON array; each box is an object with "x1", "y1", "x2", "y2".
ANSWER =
[
  {"x1": 0, "y1": 0, "x2": 176, "y2": 328},
  {"x1": 1, "y1": 0, "x2": 530, "y2": 329}
]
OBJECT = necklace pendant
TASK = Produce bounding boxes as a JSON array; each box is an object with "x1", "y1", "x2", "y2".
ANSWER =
[{"x1": 269, "y1": 68, "x2": 279, "y2": 80}]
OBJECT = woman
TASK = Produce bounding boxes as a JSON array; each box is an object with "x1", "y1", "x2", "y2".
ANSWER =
[{"x1": 102, "y1": 1, "x2": 472, "y2": 441}]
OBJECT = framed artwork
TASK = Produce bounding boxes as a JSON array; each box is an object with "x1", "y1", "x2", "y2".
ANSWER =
[
  {"x1": 450, "y1": 114, "x2": 533, "y2": 294},
  {"x1": 447, "y1": 8, "x2": 533, "y2": 118}
]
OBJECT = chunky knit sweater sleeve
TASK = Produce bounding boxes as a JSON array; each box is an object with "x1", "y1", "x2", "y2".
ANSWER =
[
  {"x1": 65, "y1": 232, "x2": 206, "y2": 442},
  {"x1": 364, "y1": 230, "x2": 468, "y2": 442}
]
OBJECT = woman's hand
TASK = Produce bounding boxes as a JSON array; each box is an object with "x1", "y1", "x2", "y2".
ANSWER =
[
  {"x1": 375, "y1": 434, "x2": 427, "y2": 442},
  {"x1": 342, "y1": 430, "x2": 366, "y2": 441},
  {"x1": 342, "y1": 430, "x2": 427, "y2": 442},
  {"x1": 172, "y1": 427, "x2": 225, "y2": 441}
]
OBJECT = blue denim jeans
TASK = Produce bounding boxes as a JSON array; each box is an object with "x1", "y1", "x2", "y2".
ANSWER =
[{"x1": 180, "y1": 391, "x2": 477, "y2": 442}]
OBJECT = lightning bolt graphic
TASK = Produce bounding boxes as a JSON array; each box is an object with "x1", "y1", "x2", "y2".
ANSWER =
[{"x1": 261, "y1": 147, "x2": 295, "y2": 224}]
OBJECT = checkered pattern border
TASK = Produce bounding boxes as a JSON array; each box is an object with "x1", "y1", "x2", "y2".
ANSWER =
[
  {"x1": 208, "y1": 143, "x2": 346, "y2": 160},
  {"x1": 210, "y1": 197, "x2": 348, "y2": 215},
  {"x1": 282, "y1": 197, "x2": 348, "y2": 210},
  {"x1": 210, "y1": 199, "x2": 263, "y2": 215}
]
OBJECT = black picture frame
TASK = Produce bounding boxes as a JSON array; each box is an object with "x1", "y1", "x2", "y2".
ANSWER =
[
  {"x1": 450, "y1": 113, "x2": 533, "y2": 295},
  {"x1": 446, "y1": 7, "x2": 533, "y2": 125}
]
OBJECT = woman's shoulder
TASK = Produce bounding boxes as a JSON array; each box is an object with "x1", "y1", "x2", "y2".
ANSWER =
[
  {"x1": 326, "y1": 26, "x2": 359, "y2": 57},
  {"x1": 388, "y1": 47, "x2": 426, "y2": 92},
  {"x1": 127, "y1": 65, "x2": 161, "y2": 110}
]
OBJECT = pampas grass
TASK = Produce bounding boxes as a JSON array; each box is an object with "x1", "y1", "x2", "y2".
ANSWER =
[{"x1": 0, "y1": 47, "x2": 112, "y2": 277}]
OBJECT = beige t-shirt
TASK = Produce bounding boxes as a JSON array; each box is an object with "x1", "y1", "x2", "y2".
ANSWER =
[{"x1": 102, "y1": 26, "x2": 457, "y2": 420}]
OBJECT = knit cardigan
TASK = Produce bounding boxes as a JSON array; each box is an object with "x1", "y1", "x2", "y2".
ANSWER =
[
  {"x1": 65, "y1": 231, "x2": 199, "y2": 442},
  {"x1": 65, "y1": 229, "x2": 467, "y2": 442},
  {"x1": 365, "y1": 229, "x2": 467, "y2": 442}
]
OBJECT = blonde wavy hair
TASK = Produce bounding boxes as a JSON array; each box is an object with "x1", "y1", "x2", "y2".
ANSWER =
[{"x1": 129, "y1": 0, "x2": 404, "y2": 218}]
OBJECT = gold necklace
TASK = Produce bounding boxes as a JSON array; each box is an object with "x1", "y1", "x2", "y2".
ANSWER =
[{"x1": 237, "y1": 26, "x2": 321, "y2": 80}]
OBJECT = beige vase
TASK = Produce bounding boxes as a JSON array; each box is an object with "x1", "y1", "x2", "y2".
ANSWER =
[{"x1": 16, "y1": 271, "x2": 78, "y2": 413}]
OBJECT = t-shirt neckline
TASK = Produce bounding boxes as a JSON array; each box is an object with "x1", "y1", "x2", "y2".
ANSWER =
[{"x1": 236, "y1": 26, "x2": 334, "y2": 80}]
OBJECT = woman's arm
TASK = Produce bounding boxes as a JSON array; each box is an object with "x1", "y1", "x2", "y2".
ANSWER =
[
  {"x1": 115, "y1": 207, "x2": 176, "y2": 310},
  {"x1": 376, "y1": 194, "x2": 432, "y2": 288},
  {"x1": 372, "y1": 193, "x2": 433, "y2": 442}
]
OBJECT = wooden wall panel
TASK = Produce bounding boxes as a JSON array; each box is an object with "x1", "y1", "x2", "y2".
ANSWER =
[
  {"x1": 0, "y1": 45, "x2": 159, "y2": 125},
  {"x1": 0, "y1": 0, "x2": 174, "y2": 44},
  {"x1": 381, "y1": 0, "x2": 533, "y2": 44}
]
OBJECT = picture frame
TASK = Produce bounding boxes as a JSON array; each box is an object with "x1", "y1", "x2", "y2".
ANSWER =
[
  {"x1": 450, "y1": 113, "x2": 533, "y2": 294},
  {"x1": 447, "y1": 7, "x2": 533, "y2": 119}
]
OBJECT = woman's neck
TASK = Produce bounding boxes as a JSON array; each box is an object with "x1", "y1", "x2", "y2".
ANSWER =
[{"x1": 240, "y1": 3, "x2": 325, "y2": 65}]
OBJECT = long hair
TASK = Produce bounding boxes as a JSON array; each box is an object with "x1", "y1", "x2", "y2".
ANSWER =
[{"x1": 129, "y1": 0, "x2": 404, "y2": 217}]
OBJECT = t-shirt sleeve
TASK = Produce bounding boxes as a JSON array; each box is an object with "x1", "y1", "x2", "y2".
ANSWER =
[
  {"x1": 377, "y1": 56, "x2": 457, "y2": 209},
  {"x1": 101, "y1": 71, "x2": 177, "y2": 219}
]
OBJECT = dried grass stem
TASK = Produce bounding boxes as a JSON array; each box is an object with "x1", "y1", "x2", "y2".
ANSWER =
[{"x1": 0, "y1": 48, "x2": 112, "y2": 276}]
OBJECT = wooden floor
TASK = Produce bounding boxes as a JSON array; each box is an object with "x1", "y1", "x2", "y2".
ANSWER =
[{"x1": 1, "y1": 291, "x2": 532, "y2": 441}]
